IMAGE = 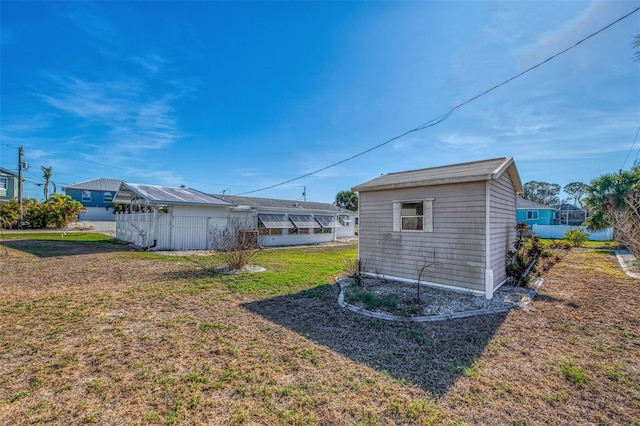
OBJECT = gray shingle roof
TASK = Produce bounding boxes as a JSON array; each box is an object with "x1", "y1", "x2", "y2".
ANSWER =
[
  {"x1": 516, "y1": 196, "x2": 556, "y2": 210},
  {"x1": 220, "y1": 195, "x2": 350, "y2": 213},
  {"x1": 62, "y1": 178, "x2": 123, "y2": 192},
  {"x1": 113, "y1": 183, "x2": 233, "y2": 206},
  {"x1": 0, "y1": 167, "x2": 19, "y2": 177},
  {"x1": 352, "y1": 157, "x2": 523, "y2": 193}
]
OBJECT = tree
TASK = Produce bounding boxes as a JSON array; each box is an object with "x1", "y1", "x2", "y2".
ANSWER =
[
  {"x1": 563, "y1": 182, "x2": 587, "y2": 208},
  {"x1": 584, "y1": 167, "x2": 640, "y2": 230},
  {"x1": 522, "y1": 181, "x2": 561, "y2": 205},
  {"x1": 335, "y1": 190, "x2": 358, "y2": 211},
  {"x1": 41, "y1": 166, "x2": 57, "y2": 200}
]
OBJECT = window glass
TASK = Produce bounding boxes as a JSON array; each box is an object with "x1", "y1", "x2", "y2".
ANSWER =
[
  {"x1": 82, "y1": 191, "x2": 91, "y2": 202},
  {"x1": 103, "y1": 192, "x2": 113, "y2": 203},
  {"x1": 401, "y1": 202, "x2": 424, "y2": 230},
  {"x1": 0, "y1": 178, "x2": 7, "y2": 190}
]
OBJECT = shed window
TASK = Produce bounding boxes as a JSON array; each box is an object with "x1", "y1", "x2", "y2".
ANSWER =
[
  {"x1": 82, "y1": 191, "x2": 91, "y2": 202},
  {"x1": 392, "y1": 199, "x2": 433, "y2": 232},
  {"x1": 315, "y1": 215, "x2": 341, "y2": 228},
  {"x1": 526, "y1": 210, "x2": 538, "y2": 220},
  {"x1": 0, "y1": 177, "x2": 7, "y2": 190}
]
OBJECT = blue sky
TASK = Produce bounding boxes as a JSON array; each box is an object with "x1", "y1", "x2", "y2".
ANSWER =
[{"x1": 1, "y1": 1, "x2": 639, "y2": 203}]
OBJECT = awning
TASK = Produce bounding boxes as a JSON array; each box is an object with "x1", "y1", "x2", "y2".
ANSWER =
[
  {"x1": 315, "y1": 215, "x2": 342, "y2": 228},
  {"x1": 258, "y1": 214, "x2": 291, "y2": 228},
  {"x1": 289, "y1": 214, "x2": 321, "y2": 229}
]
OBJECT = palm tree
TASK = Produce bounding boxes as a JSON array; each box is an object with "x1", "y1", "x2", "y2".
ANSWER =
[{"x1": 41, "y1": 166, "x2": 55, "y2": 200}]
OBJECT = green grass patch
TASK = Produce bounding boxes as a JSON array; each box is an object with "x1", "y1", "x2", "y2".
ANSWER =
[
  {"x1": 558, "y1": 359, "x2": 590, "y2": 386},
  {"x1": 1, "y1": 232, "x2": 115, "y2": 243},
  {"x1": 346, "y1": 291, "x2": 397, "y2": 311}
]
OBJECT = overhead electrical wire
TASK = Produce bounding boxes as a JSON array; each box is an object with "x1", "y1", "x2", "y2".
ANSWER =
[
  {"x1": 626, "y1": 124, "x2": 640, "y2": 168},
  {"x1": 238, "y1": 6, "x2": 640, "y2": 196}
]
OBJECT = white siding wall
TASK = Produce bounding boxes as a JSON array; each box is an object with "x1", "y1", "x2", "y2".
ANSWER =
[
  {"x1": 260, "y1": 232, "x2": 336, "y2": 247},
  {"x1": 116, "y1": 206, "x2": 354, "y2": 250},
  {"x1": 116, "y1": 206, "x2": 241, "y2": 250},
  {"x1": 489, "y1": 172, "x2": 517, "y2": 290},
  {"x1": 358, "y1": 182, "x2": 487, "y2": 293}
]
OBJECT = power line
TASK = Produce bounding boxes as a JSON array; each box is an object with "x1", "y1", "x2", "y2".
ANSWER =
[
  {"x1": 238, "y1": 6, "x2": 640, "y2": 196},
  {"x1": 627, "y1": 124, "x2": 640, "y2": 167}
]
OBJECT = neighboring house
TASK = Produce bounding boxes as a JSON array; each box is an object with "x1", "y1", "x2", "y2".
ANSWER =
[
  {"x1": 63, "y1": 178, "x2": 123, "y2": 221},
  {"x1": 516, "y1": 196, "x2": 558, "y2": 227},
  {"x1": 220, "y1": 195, "x2": 356, "y2": 246},
  {"x1": 0, "y1": 167, "x2": 20, "y2": 201},
  {"x1": 352, "y1": 157, "x2": 523, "y2": 299},
  {"x1": 113, "y1": 183, "x2": 357, "y2": 250}
]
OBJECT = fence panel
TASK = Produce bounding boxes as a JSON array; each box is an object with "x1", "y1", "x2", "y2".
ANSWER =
[{"x1": 532, "y1": 224, "x2": 613, "y2": 241}]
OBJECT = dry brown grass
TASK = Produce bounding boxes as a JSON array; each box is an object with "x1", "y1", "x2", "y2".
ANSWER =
[{"x1": 0, "y1": 239, "x2": 638, "y2": 425}]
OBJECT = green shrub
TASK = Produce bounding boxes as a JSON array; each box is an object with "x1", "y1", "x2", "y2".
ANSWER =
[
  {"x1": 564, "y1": 228, "x2": 589, "y2": 247},
  {"x1": 0, "y1": 199, "x2": 21, "y2": 228}
]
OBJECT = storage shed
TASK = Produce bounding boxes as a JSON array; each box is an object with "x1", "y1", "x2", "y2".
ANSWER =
[{"x1": 352, "y1": 157, "x2": 523, "y2": 299}]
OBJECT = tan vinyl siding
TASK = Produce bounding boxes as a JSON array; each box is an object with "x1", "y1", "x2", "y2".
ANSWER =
[
  {"x1": 358, "y1": 181, "x2": 487, "y2": 292},
  {"x1": 489, "y1": 172, "x2": 517, "y2": 288}
]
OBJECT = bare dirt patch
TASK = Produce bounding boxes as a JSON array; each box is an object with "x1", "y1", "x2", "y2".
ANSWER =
[{"x1": 0, "y1": 240, "x2": 638, "y2": 425}]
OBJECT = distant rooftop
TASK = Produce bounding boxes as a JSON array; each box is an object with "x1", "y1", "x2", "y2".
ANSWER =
[
  {"x1": 63, "y1": 178, "x2": 123, "y2": 192},
  {"x1": 220, "y1": 194, "x2": 351, "y2": 213},
  {"x1": 0, "y1": 167, "x2": 19, "y2": 177},
  {"x1": 516, "y1": 196, "x2": 556, "y2": 210},
  {"x1": 113, "y1": 183, "x2": 233, "y2": 206}
]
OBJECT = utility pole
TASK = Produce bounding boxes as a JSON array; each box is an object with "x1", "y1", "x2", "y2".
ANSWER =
[{"x1": 18, "y1": 145, "x2": 24, "y2": 228}]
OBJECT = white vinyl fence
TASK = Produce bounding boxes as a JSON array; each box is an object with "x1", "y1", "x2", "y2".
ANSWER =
[
  {"x1": 531, "y1": 224, "x2": 613, "y2": 241},
  {"x1": 116, "y1": 213, "x2": 227, "y2": 250}
]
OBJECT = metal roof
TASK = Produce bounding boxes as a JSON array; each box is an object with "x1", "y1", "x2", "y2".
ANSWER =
[
  {"x1": 62, "y1": 178, "x2": 123, "y2": 192},
  {"x1": 113, "y1": 182, "x2": 233, "y2": 206},
  {"x1": 221, "y1": 195, "x2": 351, "y2": 213},
  {"x1": 352, "y1": 157, "x2": 523, "y2": 193}
]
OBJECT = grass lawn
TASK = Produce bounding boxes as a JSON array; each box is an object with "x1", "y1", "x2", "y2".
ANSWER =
[{"x1": 0, "y1": 235, "x2": 638, "y2": 425}]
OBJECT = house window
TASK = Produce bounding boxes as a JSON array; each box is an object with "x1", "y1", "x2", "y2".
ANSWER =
[
  {"x1": 82, "y1": 191, "x2": 91, "y2": 202},
  {"x1": 392, "y1": 199, "x2": 434, "y2": 232},
  {"x1": 258, "y1": 214, "x2": 289, "y2": 235},
  {"x1": 338, "y1": 215, "x2": 352, "y2": 226},
  {"x1": 103, "y1": 192, "x2": 113, "y2": 203},
  {"x1": 315, "y1": 215, "x2": 342, "y2": 228},
  {"x1": 0, "y1": 177, "x2": 7, "y2": 190},
  {"x1": 526, "y1": 210, "x2": 538, "y2": 220}
]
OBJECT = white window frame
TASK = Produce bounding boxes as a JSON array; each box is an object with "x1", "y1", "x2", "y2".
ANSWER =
[
  {"x1": 0, "y1": 177, "x2": 7, "y2": 190},
  {"x1": 392, "y1": 199, "x2": 433, "y2": 233},
  {"x1": 82, "y1": 190, "x2": 91, "y2": 202},
  {"x1": 526, "y1": 210, "x2": 539, "y2": 220}
]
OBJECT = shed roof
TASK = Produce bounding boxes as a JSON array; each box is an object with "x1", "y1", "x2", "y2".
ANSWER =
[
  {"x1": 63, "y1": 178, "x2": 123, "y2": 192},
  {"x1": 0, "y1": 167, "x2": 19, "y2": 178},
  {"x1": 220, "y1": 195, "x2": 352, "y2": 213},
  {"x1": 352, "y1": 157, "x2": 523, "y2": 193},
  {"x1": 113, "y1": 183, "x2": 233, "y2": 206},
  {"x1": 516, "y1": 196, "x2": 556, "y2": 210}
]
